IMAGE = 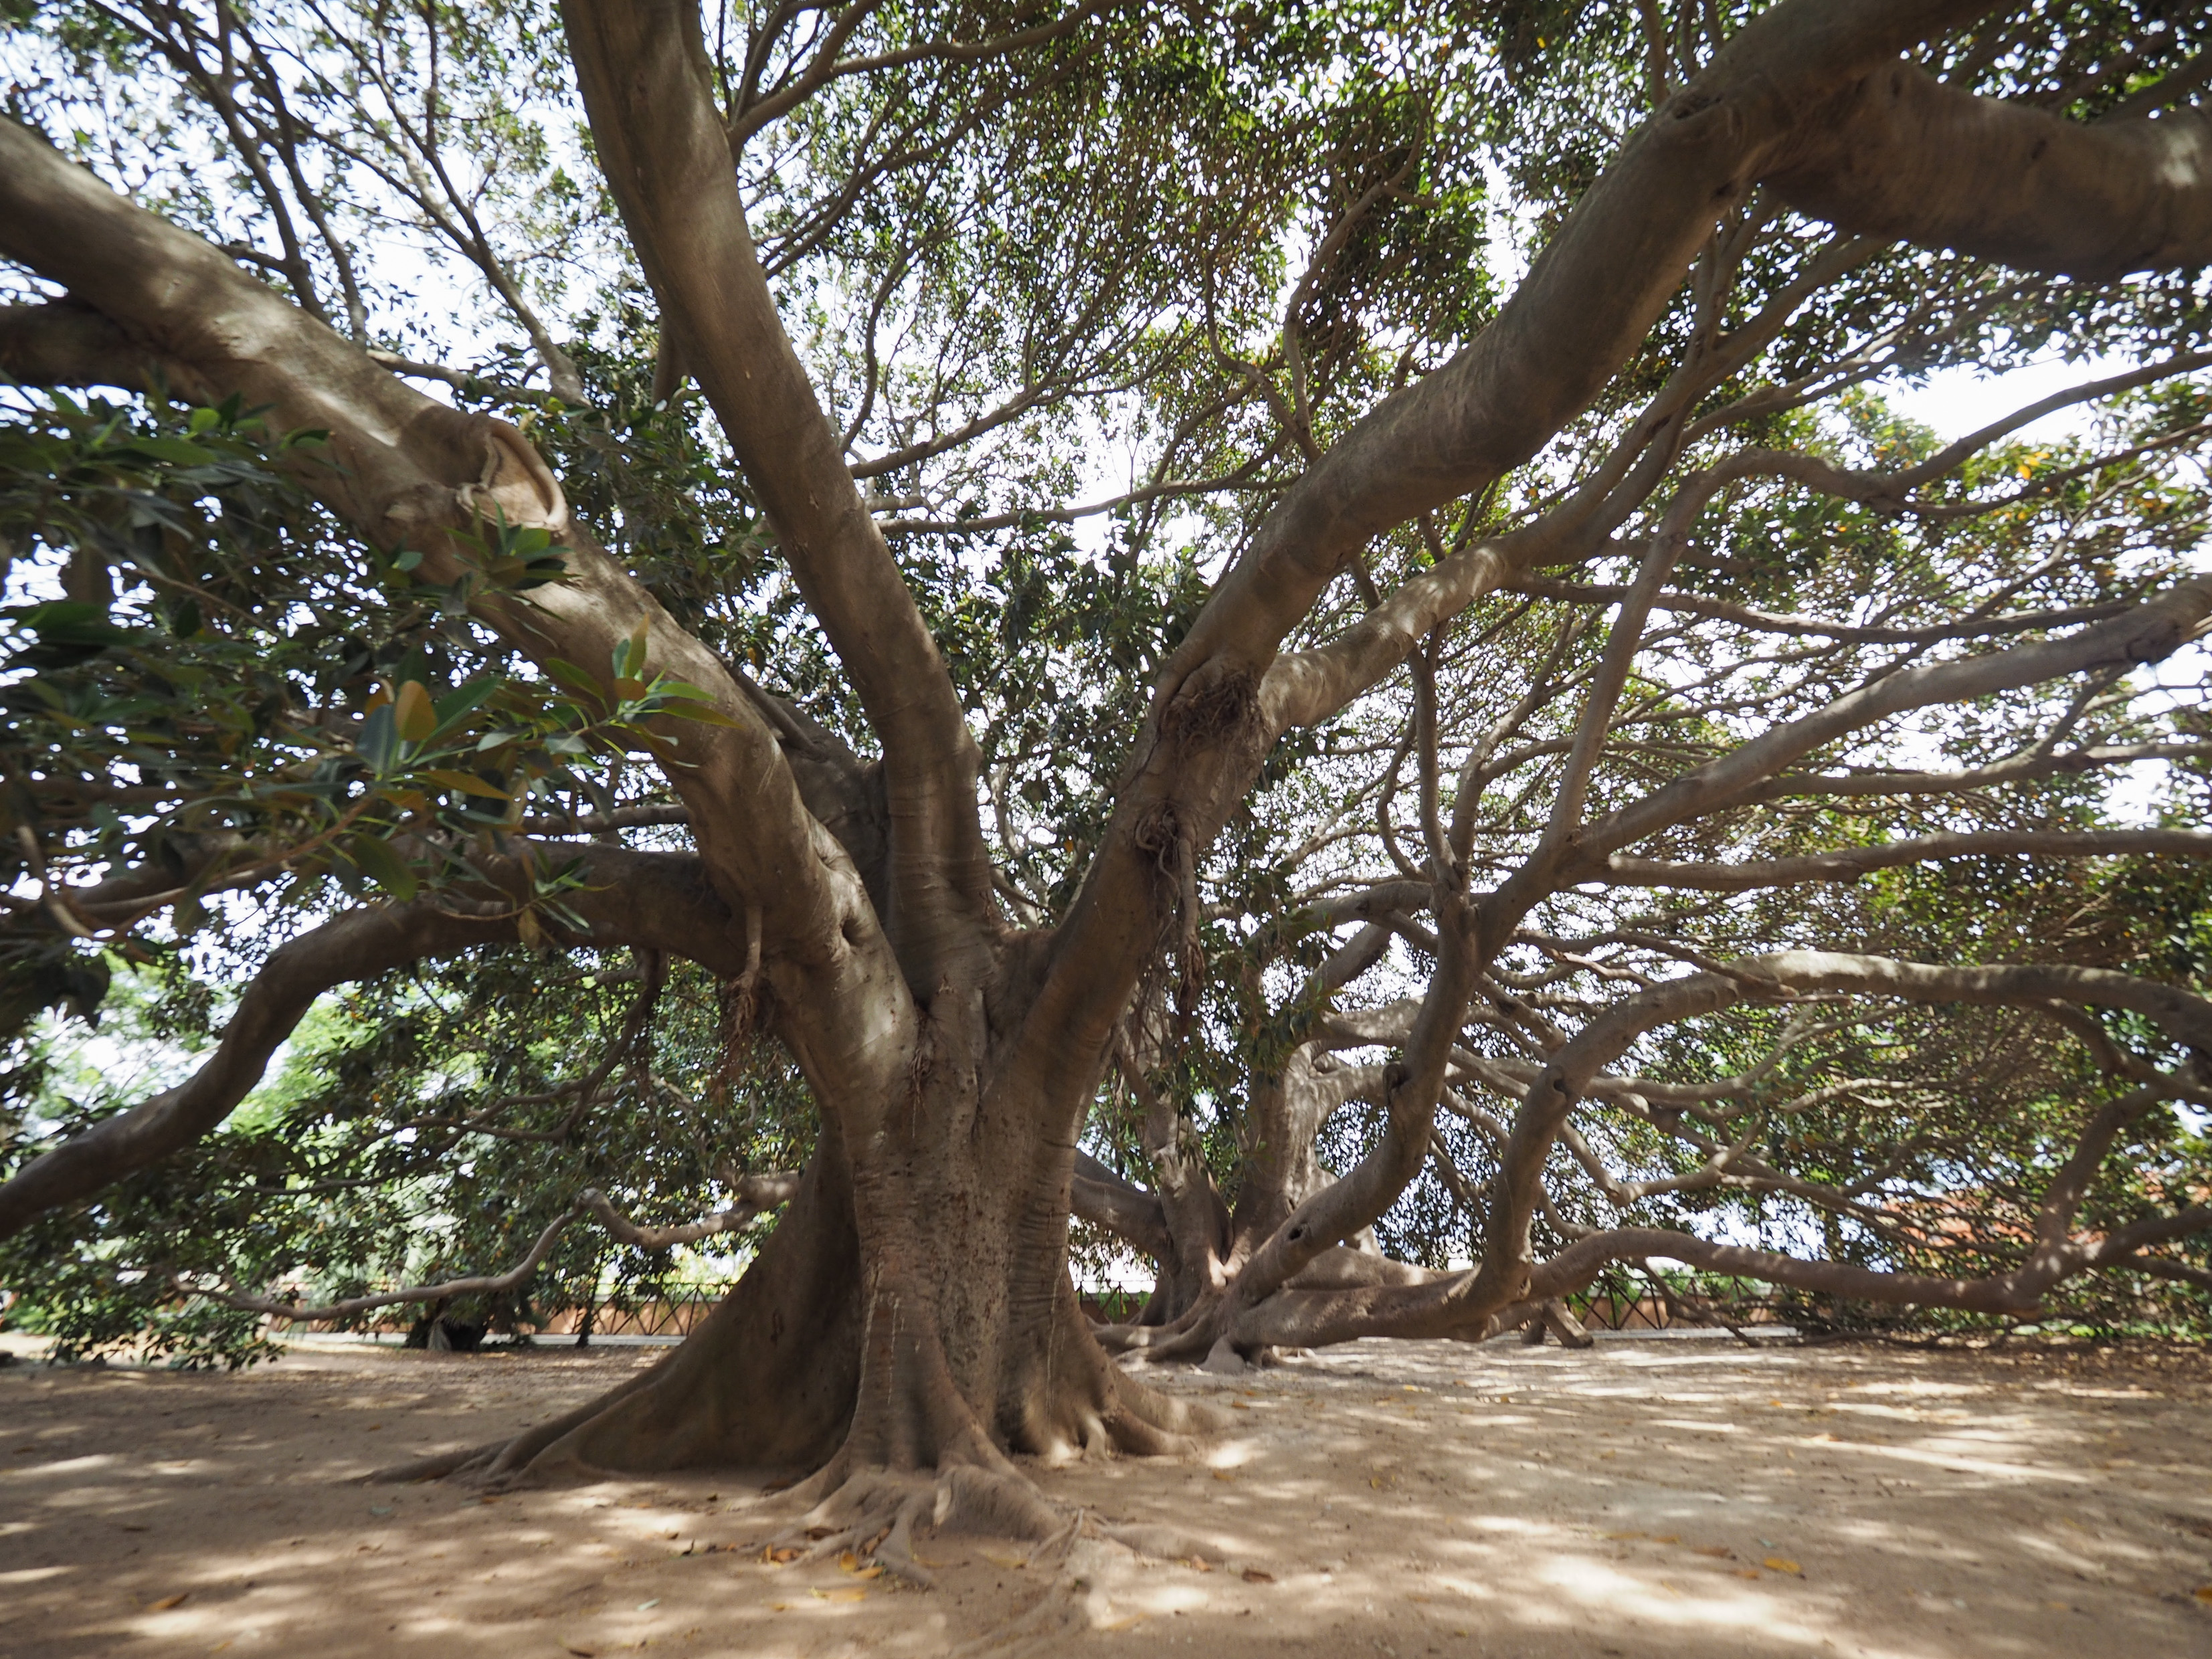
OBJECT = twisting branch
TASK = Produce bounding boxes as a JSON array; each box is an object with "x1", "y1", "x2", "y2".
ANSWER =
[
  {"x1": 580, "y1": 1172, "x2": 802, "y2": 1248},
  {"x1": 172, "y1": 1174, "x2": 804, "y2": 1325},
  {"x1": 0, "y1": 846, "x2": 749, "y2": 1242}
]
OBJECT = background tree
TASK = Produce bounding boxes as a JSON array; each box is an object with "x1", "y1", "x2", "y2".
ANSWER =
[{"x1": 2, "y1": 0, "x2": 2210, "y2": 1567}]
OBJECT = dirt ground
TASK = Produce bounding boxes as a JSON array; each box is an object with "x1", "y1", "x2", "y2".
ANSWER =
[{"x1": 3, "y1": 1328, "x2": 2209, "y2": 1659}]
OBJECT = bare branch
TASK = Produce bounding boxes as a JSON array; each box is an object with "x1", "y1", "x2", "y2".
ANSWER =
[{"x1": 1602, "y1": 829, "x2": 2212, "y2": 892}]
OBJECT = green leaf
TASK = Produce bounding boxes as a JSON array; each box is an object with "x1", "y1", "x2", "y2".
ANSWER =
[
  {"x1": 346, "y1": 832, "x2": 419, "y2": 902},
  {"x1": 393, "y1": 680, "x2": 437, "y2": 743},
  {"x1": 544, "y1": 658, "x2": 604, "y2": 704},
  {"x1": 424, "y1": 767, "x2": 510, "y2": 800},
  {"x1": 117, "y1": 435, "x2": 221, "y2": 466},
  {"x1": 430, "y1": 678, "x2": 501, "y2": 740},
  {"x1": 357, "y1": 704, "x2": 399, "y2": 775},
  {"x1": 660, "y1": 700, "x2": 739, "y2": 728},
  {"x1": 614, "y1": 616, "x2": 649, "y2": 680}
]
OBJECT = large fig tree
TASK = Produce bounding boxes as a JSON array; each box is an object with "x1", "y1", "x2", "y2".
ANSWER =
[{"x1": 3, "y1": 0, "x2": 2211, "y2": 1551}]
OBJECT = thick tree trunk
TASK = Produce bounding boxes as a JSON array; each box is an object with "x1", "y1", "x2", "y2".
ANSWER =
[
  {"x1": 821, "y1": 1002, "x2": 1204, "y2": 1478},
  {"x1": 415, "y1": 965, "x2": 1209, "y2": 1521}
]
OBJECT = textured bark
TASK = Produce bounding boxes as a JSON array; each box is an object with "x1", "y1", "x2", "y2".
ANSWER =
[{"x1": 1768, "y1": 63, "x2": 2212, "y2": 278}]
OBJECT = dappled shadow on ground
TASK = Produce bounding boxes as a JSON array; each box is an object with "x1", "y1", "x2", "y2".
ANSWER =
[{"x1": 1, "y1": 1333, "x2": 2208, "y2": 1658}]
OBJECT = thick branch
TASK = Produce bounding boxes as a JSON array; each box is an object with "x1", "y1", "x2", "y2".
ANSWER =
[
  {"x1": 0, "y1": 302, "x2": 168, "y2": 389},
  {"x1": 1769, "y1": 65, "x2": 2212, "y2": 278},
  {"x1": 1036, "y1": 1, "x2": 1999, "y2": 1115},
  {"x1": 1071, "y1": 1151, "x2": 1171, "y2": 1261},
  {"x1": 0, "y1": 903, "x2": 511, "y2": 1240},
  {"x1": 178, "y1": 1206, "x2": 584, "y2": 1323},
  {"x1": 563, "y1": 0, "x2": 994, "y2": 987},
  {"x1": 1580, "y1": 579, "x2": 2212, "y2": 862},
  {"x1": 1529, "y1": 1210, "x2": 2212, "y2": 1316},
  {"x1": 0, "y1": 117, "x2": 920, "y2": 1129},
  {"x1": 0, "y1": 845, "x2": 747, "y2": 1240}
]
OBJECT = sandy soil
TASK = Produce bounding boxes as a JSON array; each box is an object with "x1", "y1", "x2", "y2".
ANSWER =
[{"x1": 3, "y1": 1329, "x2": 2209, "y2": 1659}]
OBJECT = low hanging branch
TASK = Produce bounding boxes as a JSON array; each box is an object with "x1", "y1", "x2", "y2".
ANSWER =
[
  {"x1": 171, "y1": 1173, "x2": 800, "y2": 1325},
  {"x1": 173, "y1": 1205, "x2": 584, "y2": 1325}
]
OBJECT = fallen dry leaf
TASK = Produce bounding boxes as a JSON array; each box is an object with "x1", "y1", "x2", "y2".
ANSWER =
[
  {"x1": 1693, "y1": 1545, "x2": 1732, "y2": 1559},
  {"x1": 1212, "y1": 1470, "x2": 1236, "y2": 1482},
  {"x1": 148, "y1": 1593, "x2": 190, "y2": 1611},
  {"x1": 1736, "y1": 1569, "x2": 1762, "y2": 1579},
  {"x1": 759, "y1": 1545, "x2": 802, "y2": 1565},
  {"x1": 1651, "y1": 1535, "x2": 1679, "y2": 1545},
  {"x1": 1241, "y1": 1568, "x2": 1274, "y2": 1584},
  {"x1": 980, "y1": 1549, "x2": 1028, "y2": 1570},
  {"x1": 2195, "y1": 1586, "x2": 2212, "y2": 1603},
  {"x1": 811, "y1": 1587, "x2": 868, "y2": 1603},
  {"x1": 1764, "y1": 1557, "x2": 1802, "y2": 1575}
]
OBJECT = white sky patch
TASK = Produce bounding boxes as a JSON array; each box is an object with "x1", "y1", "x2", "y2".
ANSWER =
[{"x1": 1888, "y1": 355, "x2": 2118, "y2": 445}]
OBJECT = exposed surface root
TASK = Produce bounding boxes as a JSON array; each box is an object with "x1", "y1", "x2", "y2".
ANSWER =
[
  {"x1": 1091, "y1": 1288, "x2": 1224, "y2": 1363},
  {"x1": 772, "y1": 1459, "x2": 1071, "y2": 1588}
]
